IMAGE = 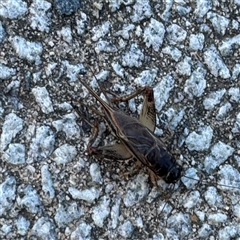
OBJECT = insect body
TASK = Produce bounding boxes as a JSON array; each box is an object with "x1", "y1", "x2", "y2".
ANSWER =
[{"x1": 77, "y1": 76, "x2": 182, "y2": 184}]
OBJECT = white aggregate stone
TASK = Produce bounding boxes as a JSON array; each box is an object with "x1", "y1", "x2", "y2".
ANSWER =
[
  {"x1": 92, "y1": 21, "x2": 110, "y2": 41},
  {"x1": 111, "y1": 62, "x2": 125, "y2": 78},
  {"x1": 0, "y1": 176, "x2": 16, "y2": 216},
  {"x1": 185, "y1": 126, "x2": 213, "y2": 151},
  {"x1": 52, "y1": 113, "x2": 80, "y2": 139},
  {"x1": 0, "y1": 21, "x2": 5, "y2": 42},
  {"x1": 166, "y1": 24, "x2": 187, "y2": 45},
  {"x1": 54, "y1": 202, "x2": 81, "y2": 226},
  {"x1": 17, "y1": 185, "x2": 42, "y2": 214},
  {"x1": 71, "y1": 221, "x2": 92, "y2": 240},
  {"x1": 0, "y1": 102, "x2": 3, "y2": 116},
  {"x1": 95, "y1": 40, "x2": 117, "y2": 53},
  {"x1": 108, "y1": 0, "x2": 134, "y2": 12},
  {"x1": 198, "y1": 223, "x2": 212, "y2": 238},
  {"x1": 27, "y1": 125, "x2": 55, "y2": 163},
  {"x1": 164, "y1": 108, "x2": 185, "y2": 130},
  {"x1": 232, "y1": 112, "x2": 240, "y2": 133},
  {"x1": 32, "y1": 86, "x2": 54, "y2": 114},
  {"x1": 92, "y1": 196, "x2": 110, "y2": 227},
  {"x1": 216, "y1": 102, "x2": 232, "y2": 120},
  {"x1": 58, "y1": 26, "x2": 72, "y2": 43},
  {"x1": 43, "y1": 63, "x2": 57, "y2": 76},
  {"x1": 15, "y1": 216, "x2": 30, "y2": 236},
  {"x1": 219, "y1": 34, "x2": 240, "y2": 56},
  {"x1": 235, "y1": 0, "x2": 240, "y2": 5},
  {"x1": 118, "y1": 220, "x2": 134, "y2": 238},
  {"x1": 176, "y1": 5, "x2": 191, "y2": 16},
  {"x1": 90, "y1": 70, "x2": 109, "y2": 86},
  {"x1": 130, "y1": 0, "x2": 152, "y2": 23},
  {"x1": 176, "y1": 56, "x2": 191, "y2": 76},
  {"x1": 181, "y1": 168, "x2": 199, "y2": 189},
  {"x1": 56, "y1": 102, "x2": 73, "y2": 111},
  {"x1": 232, "y1": 205, "x2": 240, "y2": 219},
  {"x1": 52, "y1": 144, "x2": 77, "y2": 164},
  {"x1": 123, "y1": 173, "x2": 149, "y2": 207},
  {"x1": 0, "y1": 63, "x2": 16, "y2": 79},
  {"x1": 204, "y1": 45, "x2": 230, "y2": 79},
  {"x1": 143, "y1": 18, "x2": 165, "y2": 51},
  {"x1": 134, "y1": 69, "x2": 157, "y2": 86},
  {"x1": 218, "y1": 225, "x2": 240, "y2": 240},
  {"x1": 136, "y1": 216, "x2": 143, "y2": 228},
  {"x1": 68, "y1": 187, "x2": 101, "y2": 203},
  {"x1": 76, "y1": 12, "x2": 88, "y2": 35},
  {"x1": 89, "y1": 163, "x2": 103, "y2": 183},
  {"x1": 0, "y1": 223, "x2": 12, "y2": 237},
  {"x1": 231, "y1": 63, "x2": 240, "y2": 80},
  {"x1": 41, "y1": 164, "x2": 55, "y2": 199},
  {"x1": 154, "y1": 74, "x2": 175, "y2": 112},
  {"x1": 162, "y1": 46, "x2": 182, "y2": 61},
  {"x1": 29, "y1": 0, "x2": 52, "y2": 32},
  {"x1": 183, "y1": 191, "x2": 200, "y2": 209},
  {"x1": 217, "y1": 164, "x2": 240, "y2": 193},
  {"x1": 204, "y1": 186, "x2": 223, "y2": 208},
  {"x1": 160, "y1": 0, "x2": 173, "y2": 21},
  {"x1": 111, "y1": 196, "x2": 121, "y2": 229},
  {"x1": 194, "y1": 0, "x2": 212, "y2": 18},
  {"x1": 228, "y1": 87, "x2": 240, "y2": 103},
  {"x1": 166, "y1": 213, "x2": 191, "y2": 239},
  {"x1": 204, "y1": 141, "x2": 234, "y2": 173},
  {"x1": 189, "y1": 33, "x2": 205, "y2": 51},
  {"x1": 4, "y1": 80, "x2": 20, "y2": 98},
  {"x1": 207, "y1": 12, "x2": 229, "y2": 35},
  {"x1": 184, "y1": 67, "x2": 206, "y2": 97},
  {"x1": 3, "y1": 143, "x2": 25, "y2": 165},
  {"x1": 114, "y1": 23, "x2": 135, "y2": 40},
  {"x1": 0, "y1": 113, "x2": 23, "y2": 151},
  {"x1": 10, "y1": 36, "x2": 43, "y2": 63},
  {"x1": 208, "y1": 213, "x2": 227, "y2": 225},
  {"x1": 195, "y1": 211, "x2": 206, "y2": 222},
  {"x1": 200, "y1": 23, "x2": 211, "y2": 33},
  {"x1": 0, "y1": 0, "x2": 27, "y2": 19},
  {"x1": 122, "y1": 43, "x2": 144, "y2": 68},
  {"x1": 232, "y1": 19, "x2": 239, "y2": 29},
  {"x1": 203, "y1": 89, "x2": 226, "y2": 110},
  {"x1": 30, "y1": 217, "x2": 56, "y2": 239},
  {"x1": 146, "y1": 187, "x2": 161, "y2": 203},
  {"x1": 62, "y1": 61, "x2": 85, "y2": 81}
]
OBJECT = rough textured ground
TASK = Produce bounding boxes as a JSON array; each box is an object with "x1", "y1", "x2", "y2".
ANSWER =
[{"x1": 0, "y1": 0, "x2": 240, "y2": 239}]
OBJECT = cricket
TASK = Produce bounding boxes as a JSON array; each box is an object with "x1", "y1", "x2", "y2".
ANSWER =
[
  {"x1": 68, "y1": 69, "x2": 240, "y2": 194},
  {"x1": 72, "y1": 71, "x2": 182, "y2": 184}
]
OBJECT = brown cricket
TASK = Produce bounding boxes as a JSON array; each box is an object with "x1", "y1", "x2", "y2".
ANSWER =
[{"x1": 75, "y1": 75, "x2": 182, "y2": 184}]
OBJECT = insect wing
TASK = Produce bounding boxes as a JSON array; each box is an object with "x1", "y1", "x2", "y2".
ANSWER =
[{"x1": 111, "y1": 111, "x2": 169, "y2": 173}]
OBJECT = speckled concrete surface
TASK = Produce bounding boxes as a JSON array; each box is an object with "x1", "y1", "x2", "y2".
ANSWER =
[{"x1": 0, "y1": 0, "x2": 240, "y2": 239}]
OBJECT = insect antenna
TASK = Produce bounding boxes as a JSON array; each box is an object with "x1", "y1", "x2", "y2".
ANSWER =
[
  {"x1": 87, "y1": 66, "x2": 116, "y2": 107},
  {"x1": 158, "y1": 184, "x2": 175, "y2": 214},
  {"x1": 181, "y1": 173, "x2": 240, "y2": 191}
]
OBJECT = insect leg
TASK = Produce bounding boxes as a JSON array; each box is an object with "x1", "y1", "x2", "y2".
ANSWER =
[
  {"x1": 90, "y1": 142, "x2": 133, "y2": 161},
  {"x1": 111, "y1": 86, "x2": 147, "y2": 103},
  {"x1": 121, "y1": 160, "x2": 143, "y2": 178},
  {"x1": 71, "y1": 102, "x2": 105, "y2": 154},
  {"x1": 160, "y1": 127, "x2": 175, "y2": 143},
  {"x1": 86, "y1": 119, "x2": 100, "y2": 155},
  {"x1": 112, "y1": 86, "x2": 156, "y2": 132}
]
